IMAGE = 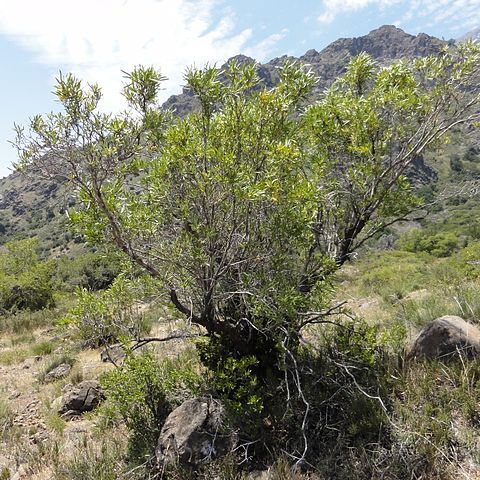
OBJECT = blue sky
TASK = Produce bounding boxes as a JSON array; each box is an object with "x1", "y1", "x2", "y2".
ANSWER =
[{"x1": 0, "y1": 0, "x2": 478, "y2": 178}]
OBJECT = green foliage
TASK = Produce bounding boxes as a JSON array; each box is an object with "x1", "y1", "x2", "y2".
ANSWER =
[
  {"x1": 399, "y1": 228, "x2": 460, "y2": 257},
  {"x1": 65, "y1": 274, "x2": 158, "y2": 347},
  {"x1": 13, "y1": 43, "x2": 480, "y2": 469},
  {"x1": 198, "y1": 336, "x2": 267, "y2": 433},
  {"x1": 56, "y1": 252, "x2": 121, "y2": 291},
  {"x1": 0, "y1": 238, "x2": 55, "y2": 313},
  {"x1": 449, "y1": 154, "x2": 463, "y2": 172},
  {"x1": 100, "y1": 350, "x2": 202, "y2": 461},
  {"x1": 450, "y1": 240, "x2": 480, "y2": 279}
]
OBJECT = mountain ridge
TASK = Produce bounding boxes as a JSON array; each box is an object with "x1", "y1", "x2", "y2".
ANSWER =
[{"x1": 0, "y1": 25, "x2": 463, "y2": 251}]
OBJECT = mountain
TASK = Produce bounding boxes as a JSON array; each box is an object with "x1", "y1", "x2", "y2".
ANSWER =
[
  {"x1": 165, "y1": 25, "x2": 445, "y2": 115},
  {"x1": 458, "y1": 27, "x2": 480, "y2": 42},
  {"x1": 0, "y1": 25, "x2": 459, "y2": 251}
]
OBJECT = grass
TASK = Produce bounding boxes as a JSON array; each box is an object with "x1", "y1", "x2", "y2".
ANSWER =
[
  {"x1": 0, "y1": 399, "x2": 13, "y2": 437},
  {"x1": 52, "y1": 440, "x2": 126, "y2": 480},
  {"x1": 45, "y1": 412, "x2": 66, "y2": 436},
  {"x1": 0, "y1": 346, "x2": 30, "y2": 365},
  {"x1": 390, "y1": 358, "x2": 480, "y2": 479},
  {"x1": 10, "y1": 333, "x2": 36, "y2": 346},
  {"x1": 31, "y1": 340, "x2": 54, "y2": 357}
]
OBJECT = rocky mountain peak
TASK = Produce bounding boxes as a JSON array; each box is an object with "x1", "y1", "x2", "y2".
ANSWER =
[
  {"x1": 225, "y1": 54, "x2": 256, "y2": 65},
  {"x1": 319, "y1": 25, "x2": 443, "y2": 62}
]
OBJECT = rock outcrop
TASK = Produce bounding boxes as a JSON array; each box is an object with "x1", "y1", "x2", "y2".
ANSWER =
[
  {"x1": 58, "y1": 380, "x2": 105, "y2": 419},
  {"x1": 156, "y1": 397, "x2": 235, "y2": 469},
  {"x1": 408, "y1": 315, "x2": 480, "y2": 360},
  {"x1": 43, "y1": 363, "x2": 71, "y2": 383}
]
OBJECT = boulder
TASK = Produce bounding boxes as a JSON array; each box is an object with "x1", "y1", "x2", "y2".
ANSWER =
[
  {"x1": 156, "y1": 397, "x2": 235, "y2": 469},
  {"x1": 408, "y1": 315, "x2": 480, "y2": 360},
  {"x1": 44, "y1": 363, "x2": 71, "y2": 383},
  {"x1": 58, "y1": 380, "x2": 105, "y2": 418}
]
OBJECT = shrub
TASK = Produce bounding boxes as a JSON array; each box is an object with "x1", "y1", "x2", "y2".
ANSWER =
[
  {"x1": 56, "y1": 252, "x2": 121, "y2": 292},
  {"x1": 100, "y1": 350, "x2": 203, "y2": 462},
  {"x1": 198, "y1": 337, "x2": 267, "y2": 437},
  {"x1": 0, "y1": 238, "x2": 55, "y2": 313},
  {"x1": 65, "y1": 275, "x2": 157, "y2": 347},
  {"x1": 451, "y1": 241, "x2": 480, "y2": 279},
  {"x1": 399, "y1": 229, "x2": 460, "y2": 257}
]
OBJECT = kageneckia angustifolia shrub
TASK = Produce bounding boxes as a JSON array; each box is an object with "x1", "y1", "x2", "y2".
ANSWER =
[{"x1": 14, "y1": 41, "x2": 480, "y2": 466}]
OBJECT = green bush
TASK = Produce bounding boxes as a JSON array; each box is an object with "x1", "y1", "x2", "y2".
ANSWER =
[
  {"x1": 450, "y1": 241, "x2": 480, "y2": 279},
  {"x1": 198, "y1": 336, "x2": 267, "y2": 436},
  {"x1": 56, "y1": 252, "x2": 121, "y2": 291},
  {"x1": 0, "y1": 238, "x2": 55, "y2": 312},
  {"x1": 100, "y1": 350, "x2": 203, "y2": 462},
  {"x1": 65, "y1": 275, "x2": 157, "y2": 347},
  {"x1": 399, "y1": 229, "x2": 460, "y2": 257}
]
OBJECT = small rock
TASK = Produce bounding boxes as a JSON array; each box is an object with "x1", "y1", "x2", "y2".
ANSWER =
[
  {"x1": 11, "y1": 464, "x2": 27, "y2": 480},
  {"x1": 62, "y1": 383, "x2": 73, "y2": 393},
  {"x1": 58, "y1": 380, "x2": 105, "y2": 418},
  {"x1": 100, "y1": 344, "x2": 126, "y2": 364},
  {"x1": 44, "y1": 363, "x2": 71, "y2": 383},
  {"x1": 50, "y1": 396, "x2": 63, "y2": 412},
  {"x1": 22, "y1": 358, "x2": 34, "y2": 369},
  {"x1": 248, "y1": 471, "x2": 272, "y2": 480},
  {"x1": 9, "y1": 390, "x2": 21, "y2": 400},
  {"x1": 408, "y1": 315, "x2": 480, "y2": 360}
]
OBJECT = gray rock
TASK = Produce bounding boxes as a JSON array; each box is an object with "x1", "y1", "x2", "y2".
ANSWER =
[
  {"x1": 100, "y1": 344, "x2": 126, "y2": 364},
  {"x1": 58, "y1": 380, "x2": 105, "y2": 418},
  {"x1": 44, "y1": 363, "x2": 71, "y2": 383},
  {"x1": 60, "y1": 409, "x2": 82, "y2": 421},
  {"x1": 156, "y1": 397, "x2": 235, "y2": 468},
  {"x1": 408, "y1": 315, "x2": 480, "y2": 360}
]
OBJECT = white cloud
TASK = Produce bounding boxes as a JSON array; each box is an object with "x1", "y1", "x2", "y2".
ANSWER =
[
  {"x1": 244, "y1": 29, "x2": 288, "y2": 59},
  {"x1": 399, "y1": 0, "x2": 480, "y2": 34},
  {"x1": 318, "y1": 0, "x2": 480, "y2": 34},
  {"x1": 318, "y1": 0, "x2": 401, "y2": 23},
  {"x1": 0, "y1": 0, "x2": 283, "y2": 110}
]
